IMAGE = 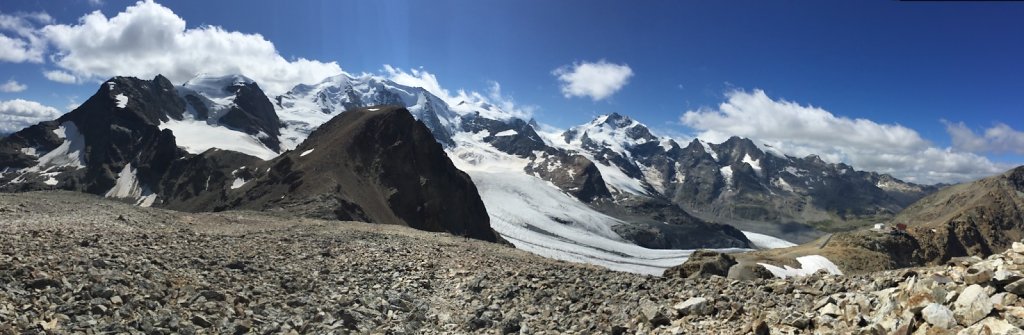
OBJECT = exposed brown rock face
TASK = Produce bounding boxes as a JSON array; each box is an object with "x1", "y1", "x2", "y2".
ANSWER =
[{"x1": 662, "y1": 250, "x2": 737, "y2": 278}]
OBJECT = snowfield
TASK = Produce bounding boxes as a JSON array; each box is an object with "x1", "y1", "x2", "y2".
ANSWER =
[
  {"x1": 742, "y1": 231, "x2": 798, "y2": 249},
  {"x1": 758, "y1": 255, "x2": 844, "y2": 278},
  {"x1": 160, "y1": 118, "x2": 278, "y2": 160},
  {"x1": 448, "y1": 132, "x2": 759, "y2": 275}
]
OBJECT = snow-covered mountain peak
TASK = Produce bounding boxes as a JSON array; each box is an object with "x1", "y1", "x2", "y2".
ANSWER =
[
  {"x1": 181, "y1": 73, "x2": 256, "y2": 102},
  {"x1": 275, "y1": 72, "x2": 461, "y2": 149},
  {"x1": 560, "y1": 113, "x2": 660, "y2": 155}
]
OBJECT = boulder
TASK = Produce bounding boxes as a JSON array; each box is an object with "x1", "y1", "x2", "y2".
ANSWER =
[
  {"x1": 727, "y1": 262, "x2": 775, "y2": 280},
  {"x1": 954, "y1": 284, "x2": 993, "y2": 326},
  {"x1": 663, "y1": 250, "x2": 737, "y2": 278},
  {"x1": 921, "y1": 303, "x2": 956, "y2": 329}
]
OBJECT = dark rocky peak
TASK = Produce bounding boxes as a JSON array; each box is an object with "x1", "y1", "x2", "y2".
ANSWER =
[
  {"x1": 593, "y1": 113, "x2": 657, "y2": 141},
  {"x1": 87, "y1": 75, "x2": 186, "y2": 126},
  {"x1": 0, "y1": 75, "x2": 196, "y2": 198},
  {"x1": 599, "y1": 112, "x2": 631, "y2": 128},
  {"x1": 677, "y1": 139, "x2": 717, "y2": 162},
  {"x1": 1008, "y1": 165, "x2": 1024, "y2": 191},
  {"x1": 804, "y1": 154, "x2": 827, "y2": 166},
  {"x1": 624, "y1": 122, "x2": 657, "y2": 142},
  {"x1": 0, "y1": 121, "x2": 64, "y2": 170},
  {"x1": 461, "y1": 115, "x2": 547, "y2": 156},
  {"x1": 230, "y1": 106, "x2": 498, "y2": 242},
  {"x1": 219, "y1": 81, "x2": 282, "y2": 151},
  {"x1": 711, "y1": 136, "x2": 765, "y2": 165}
]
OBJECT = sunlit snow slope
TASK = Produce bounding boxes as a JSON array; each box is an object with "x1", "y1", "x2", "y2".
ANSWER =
[{"x1": 448, "y1": 131, "x2": 750, "y2": 275}]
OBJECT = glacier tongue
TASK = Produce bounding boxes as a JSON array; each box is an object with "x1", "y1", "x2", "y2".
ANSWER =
[{"x1": 448, "y1": 130, "x2": 749, "y2": 275}]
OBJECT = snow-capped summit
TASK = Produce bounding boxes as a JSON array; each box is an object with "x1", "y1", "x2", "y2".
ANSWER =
[
  {"x1": 182, "y1": 73, "x2": 257, "y2": 102},
  {"x1": 560, "y1": 113, "x2": 660, "y2": 157},
  {"x1": 167, "y1": 73, "x2": 282, "y2": 158},
  {"x1": 276, "y1": 73, "x2": 459, "y2": 149}
]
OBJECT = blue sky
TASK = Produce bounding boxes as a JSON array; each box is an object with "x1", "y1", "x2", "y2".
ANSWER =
[{"x1": 0, "y1": 0, "x2": 1021, "y2": 183}]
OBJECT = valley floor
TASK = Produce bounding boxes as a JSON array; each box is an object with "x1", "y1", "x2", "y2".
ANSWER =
[{"x1": 2, "y1": 192, "x2": 1021, "y2": 334}]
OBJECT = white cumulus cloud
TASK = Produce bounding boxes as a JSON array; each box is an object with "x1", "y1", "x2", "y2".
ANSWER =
[
  {"x1": 0, "y1": 99, "x2": 63, "y2": 134},
  {"x1": 0, "y1": 11, "x2": 52, "y2": 63},
  {"x1": 38, "y1": 0, "x2": 341, "y2": 95},
  {"x1": 680, "y1": 89, "x2": 1008, "y2": 184},
  {"x1": 0, "y1": 79, "x2": 26, "y2": 92},
  {"x1": 43, "y1": 70, "x2": 77, "y2": 84},
  {"x1": 943, "y1": 120, "x2": 1024, "y2": 155},
  {"x1": 553, "y1": 60, "x2": 633, "y2": 101}
]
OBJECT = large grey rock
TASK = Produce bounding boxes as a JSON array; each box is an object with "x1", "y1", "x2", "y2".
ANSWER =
[
  {"x1": 727, "y1": 262, "x2": 774, "y2": 281},
  {"x1": 960, "y1": 317, "x2": 1024, "y2": 335},
  {"x1": 954, "y1": 284, "x2": 993, "y2": 326},
  {"x1": 921, "y1": 303, "x2": 956, "y2": 329}
]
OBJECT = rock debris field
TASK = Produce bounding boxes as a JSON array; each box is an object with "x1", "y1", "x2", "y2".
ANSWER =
[{"x1": 3, "y1": 191, "x2": 1024, "y2": 334}]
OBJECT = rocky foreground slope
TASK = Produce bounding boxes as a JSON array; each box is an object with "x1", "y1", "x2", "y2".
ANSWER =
[{"x1": 4, "y1": 191, "x2": 1024, "y2": 334}]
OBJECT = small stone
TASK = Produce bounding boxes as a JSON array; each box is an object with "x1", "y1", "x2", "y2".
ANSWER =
[
  {"x1": 994, "y1": 270, "x2": 1021, "y2": 283},
  {"x1": 38, "y1": 319, "x2": 58, "y2": 330},
  {"x1": 200, "y1": 290, "x2": 226, "y2": 302},
  {"x1": 1005, "y1": 278, "x2": 1024, "y2": 295},
  {"x1": 110, "y1": 296, "x2": 123, "y2": 305},
  {"x1": 673, "y1": 297, "x2": 713, "y2": 316},
  {"x1": 1006, "y1": 306, "x2": 1024, "y2": 329},
  {"x1": 818, "y1": 303, "x2": 840, "y2": 317},
  {"x1": 922, "y1": 303, "x2": 956, "y2": 329},
  {"x1": 906, "y1": 293, "x2": 932, "y2": 314},
  {"x1": 1012, "y1": 242, "x2": 1024, "y2": 254},
  {"x1": 25, "y1": 278, "x2": 61, "y2": 290},
  {"x1": 954, "y1": 284, "x2": 993, "y2": 326},
  {"x1": 191, "y1": 315, "x2": 213, "y2": 328},
  {"x1": 782, "y1": 311, "x2": 810, "y2": 329},
  {"x1": 751, "y1": 319, "x2": 769, "y2": 335}
]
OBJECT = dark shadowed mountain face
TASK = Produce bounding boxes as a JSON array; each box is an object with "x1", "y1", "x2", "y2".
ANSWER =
[
  {"x1": 224, "y1": 106, "x2": 498, "y2": 242},
  {"x1": 0, "y1": 77, "x2": 498, "y2": 242},
  {"x1": 0, "y1": 75, "x2": 283, "y2": 201}
]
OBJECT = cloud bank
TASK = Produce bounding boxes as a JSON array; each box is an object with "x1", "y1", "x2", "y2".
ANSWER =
[
  {"x1": 680, "y1": 89, "x2": 1006, "y2": 184},
  {"x1": 4, "y1": 0, "x2": 341, "y2": 96},
  {"x1": 553, "y1": 60, "x2": 633, "y2": 101},
  {"x1": 944, "y1": 121, "x2": 1024, "y2": 155},
  {"x1": 0, "y1": 99, "x2": 62, "y2": 134}
]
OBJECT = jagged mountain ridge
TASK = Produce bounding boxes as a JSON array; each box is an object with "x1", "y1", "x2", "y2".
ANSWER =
[
  {"x1": 545, "y1": 112, "x2": 937, "y2": 240},
  {"x1": 0, "y1": 75, "x2": 497, "y2": 242},
  {"x1": 277, "y1": 73, "x2": 753, "y2": 252},
  {"x1": 0, "y1": 71, "x2": 937, "y2": 273}
]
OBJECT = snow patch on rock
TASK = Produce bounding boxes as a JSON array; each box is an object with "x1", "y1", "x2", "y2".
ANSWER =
[
  {"x1": 758, "y1": 255, "x2": 843, "y2": 278},
  {"x1": 114, "y1": 94, "x2": 128, "y2": 108}
]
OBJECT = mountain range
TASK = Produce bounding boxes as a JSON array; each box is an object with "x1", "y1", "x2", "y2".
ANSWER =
[{"x1": 0, "y1": 72, "x2": 949, "y2": 274}]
